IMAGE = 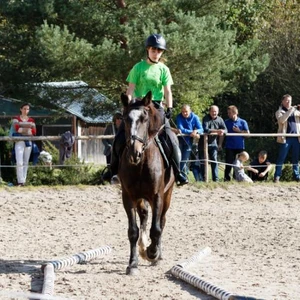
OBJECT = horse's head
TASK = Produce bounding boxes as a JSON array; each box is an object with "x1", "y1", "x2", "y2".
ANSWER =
[{"x1": 121, "y1": 91, "x2": 158, "y2": 164}]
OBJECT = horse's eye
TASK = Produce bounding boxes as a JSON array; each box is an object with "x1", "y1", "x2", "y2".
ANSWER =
[
  {"x1": 141, "y1": 110, "x2": 148, "y2": 121},
  {"x1": 140, "y1": 115, "x2": 147, "y2": 123}
]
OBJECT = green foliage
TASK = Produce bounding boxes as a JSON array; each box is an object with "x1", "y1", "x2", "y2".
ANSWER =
[
  {"x1": 0, "y1": 126, "x2": 14, "y2": 182},
  {"x1": 27, "y1": 141, "x2": 98, "y2": 186},
  {"x1": 27, "y1": 159, "x2": 106, "y2": 186},
  {"x1": 222, "y1": 0, "x2": 267, "y2": 44},
  {"x1": 215, "y1": 1, "x2": 300, "y2": 134},
  {"x1": 0, "y1": 0, "x2": 269, "y2": 120},
  {"x1": 245, "y1": 137, "x2": 278, "y2": 163},
  {"x1": 281, "y1": 164, "x2": 294, "y2": 182}
]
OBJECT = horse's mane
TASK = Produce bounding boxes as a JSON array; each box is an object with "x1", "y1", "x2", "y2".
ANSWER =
[{"x1": 126, "y1": 100, "x2": 164, "y2": 136}]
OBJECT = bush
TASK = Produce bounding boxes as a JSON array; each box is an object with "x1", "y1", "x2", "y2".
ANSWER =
[
  {"x1": 0, "y1": 127, "x2": 14, "y2": 183},
  {"x1": 27, "y1": 141, "x2": 102, "y2": 186},
  {"x1": 280, "y1": 164, "x2": 294, "y2": 182}
]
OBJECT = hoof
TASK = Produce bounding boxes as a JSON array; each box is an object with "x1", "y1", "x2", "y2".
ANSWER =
[
  {"x1": 150, "y1": 260, "x2": 161, "y2": 266},
  {"x1": 126, "y1": 266, "x2": 139, "y2": 276},
  {"x1": 146, "y1": 247, "x2": 160, "y2": 262}
]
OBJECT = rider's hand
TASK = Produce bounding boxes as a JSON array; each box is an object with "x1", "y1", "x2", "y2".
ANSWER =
[{"x1": 165, "y1": 107, "x2": 173, "y2": 119}]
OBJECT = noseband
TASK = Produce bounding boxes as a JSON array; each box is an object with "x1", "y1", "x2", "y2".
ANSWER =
[{"x1": 130, "y1": 134, "x2": 148, "y2": 145}]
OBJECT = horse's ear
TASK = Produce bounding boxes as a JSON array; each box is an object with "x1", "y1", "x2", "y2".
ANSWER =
[
  {"x1": 121, "y1": 93, "x2": 129, "y2": 107},
  {"x1": 143, "y1": 91, "x2": 152, "y2": 106}
]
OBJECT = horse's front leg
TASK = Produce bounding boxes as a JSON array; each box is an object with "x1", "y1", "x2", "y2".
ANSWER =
[
  {"x1": 137, "y1": 199, "x2": 149, "y2": 260},
  {"x1": 146, "y1": 194, "x2": 162, "y2": 262},
  {"x1": 123, "y1": 197, "x2": 139, "y2": 275}
]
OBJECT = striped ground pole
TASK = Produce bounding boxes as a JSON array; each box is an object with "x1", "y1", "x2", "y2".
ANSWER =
[
  {"x1": 41, "y1": 245, "x2": 112, "y2": 297},
  {"x1": 41, "y1": 263, "x2": 55, "y2": 296},
  {"x1": 0, "y1": 290, "x2": 69, "y2": 300},
  {"x1": 176, "y1": 246, "x2": 212, "y2": 269},
  {"x1": 170, "y1": 248, "x2": 264, "y2": 300},
  {"x1": 49, "y1": 245, "x2": 112, "y2": 270}
]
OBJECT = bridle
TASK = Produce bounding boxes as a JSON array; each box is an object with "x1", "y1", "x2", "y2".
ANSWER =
[
  {"x1": 125, "y1": 104, "x2": 165, "y2": 155},
  {"x1": 129, "y1": 131, "x2": 149, "y2": 154},
  {"x1": 126, "y1": 107, "x2": 150, "y2": 153}
]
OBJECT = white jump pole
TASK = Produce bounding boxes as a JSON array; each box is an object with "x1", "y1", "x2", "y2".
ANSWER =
[
  {"x1": 41, "y1": 245, "x2": 112, "y2": 297},
  {"x1": 176, "y1": 246, "x2": 211, "y2": 269},
  {"x1": 41, "y1": 263, "x2": 55, "y2": 296},
  {"x1": 49, "y1": 245, "x2": 112, "y2": 270},
  {"x1": 0, "y1": 290, "x2": 69, "y2": 300},
  {"x1": 170, "y1": 247, "x2": 264, "y2": 300}
]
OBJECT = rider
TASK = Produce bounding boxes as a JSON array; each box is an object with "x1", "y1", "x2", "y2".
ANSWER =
[{"x1": 108, "y1": 33, "x2": 189, "y2": 186}]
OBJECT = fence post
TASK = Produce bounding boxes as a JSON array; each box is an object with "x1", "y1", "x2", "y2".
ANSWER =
[{"x1": 204, "y1": 134, "x2": 209, "y2": 183}]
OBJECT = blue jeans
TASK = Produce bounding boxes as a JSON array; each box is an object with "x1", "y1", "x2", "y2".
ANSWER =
[
  {"x1": 191, "y1": 164, "x2": 204, "y2": 181},
  {"x1": 208, "y1": 145, "x2": 219, "y2": 181},
  {"x1": 199, "y1": 144, "x2": 219, "y2": 182},
  {"x1": 179, "y1": 139, "x2": 192, "y2": 173},
  {"x1": 274, "y1": 137, "x2": 300, "y2": 179}
]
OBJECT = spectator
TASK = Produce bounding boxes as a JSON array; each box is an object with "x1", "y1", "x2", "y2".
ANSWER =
[
  {"x1": 10, "y1": 103, "x2": 37, "y2": 186},
  {"x1": 274, "y1": 94, "x2": 300, "y2": 183},
  {"x1": 248, "y1": 150, "x2": 273, "y2": 182},
  {"x1": 102, "y1": 112, "x2": 123, "y2": 165},
  {"x1": 176, "y1": 104, "x2": 203, "y2": 174},
  {"x1": 233, "y1": 151, "x2": 253, "y2": 183},
  {"x1": 198, "y1": 105, "x2": 227, "y2": 182},
  {"x1": 224, "y1": 105, "x2": 250, "y2": 181}
]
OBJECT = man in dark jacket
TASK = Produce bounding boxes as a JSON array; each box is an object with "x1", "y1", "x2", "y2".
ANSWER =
[
  {"x1": 102, "y1": 112, "x2": 123, "y2": 165},
  {"x1": 198, "y1": 105, "x2": 227, "y2": 182}
]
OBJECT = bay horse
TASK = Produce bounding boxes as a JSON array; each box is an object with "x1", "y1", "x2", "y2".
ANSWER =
[{"x1": 119, "y1": 91, "x2": 175, "y2": 275}]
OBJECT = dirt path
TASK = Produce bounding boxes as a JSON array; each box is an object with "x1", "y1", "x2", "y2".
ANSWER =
[{"x1": 0, "y1": 184, "x2": 299, "y2": 299}]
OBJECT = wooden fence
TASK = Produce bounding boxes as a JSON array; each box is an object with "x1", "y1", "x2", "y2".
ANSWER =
[{"x1": 1, "y1": 133, "x2": 299, "y2": 183}]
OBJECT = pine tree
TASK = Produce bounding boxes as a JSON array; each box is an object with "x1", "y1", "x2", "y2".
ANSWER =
[{"x1": 0, "y1": 0, "x2": 269, "y2": 119}]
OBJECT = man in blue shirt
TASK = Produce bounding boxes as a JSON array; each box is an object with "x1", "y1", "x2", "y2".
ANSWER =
[
  {"x1": 224, "y1": 105, "x2": 250, "y2": 181},
  {"x1": 176, "y1": 104, "x2": 203, "y2": 174}
]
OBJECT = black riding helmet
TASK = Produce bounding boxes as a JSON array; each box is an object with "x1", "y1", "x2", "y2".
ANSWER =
[{"x1": 145, "y1": 34, "x2": 167, "y2": 50}]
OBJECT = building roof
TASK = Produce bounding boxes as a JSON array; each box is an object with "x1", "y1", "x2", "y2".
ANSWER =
[
  {"x1": 0, "y1": 96, "x2": 56, "y2": 118},
  {"x1": 39, "y1": 81, "x2": 113, "y2": 124}
]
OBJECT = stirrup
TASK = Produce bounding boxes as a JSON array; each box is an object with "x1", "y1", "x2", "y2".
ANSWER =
[
  {"x1": 111, "y1": 175, "x2": 120, "y2": 185},
  {"x1": 176, "y1": 173, "x2": 189, "y2": 186}
]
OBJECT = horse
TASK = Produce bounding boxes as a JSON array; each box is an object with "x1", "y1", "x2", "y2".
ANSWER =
[{"x1": 119, "y1": 91, "x2": 175, "y2": 275}]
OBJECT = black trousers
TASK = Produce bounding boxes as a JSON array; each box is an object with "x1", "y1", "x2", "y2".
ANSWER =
[{"x1": 224, "y1": 148, "x2": 243, "y2": 181}]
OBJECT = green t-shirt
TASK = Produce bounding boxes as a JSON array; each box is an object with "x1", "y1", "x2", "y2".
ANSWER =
[{"x1": 126, "y1": 60, "x2": 173, "y2": 101}]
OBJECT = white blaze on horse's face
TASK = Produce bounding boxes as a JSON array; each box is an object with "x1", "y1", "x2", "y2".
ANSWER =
[
  {"x1": 127, "y1": 109, "x2": 147, "y2": 164},
  {"x1": 129, "y1": 109, "x2": 141, "y2": 137}
]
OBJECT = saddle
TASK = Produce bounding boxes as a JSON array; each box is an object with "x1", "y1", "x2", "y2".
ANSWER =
[{"x1": 154, "y1": 130, "x2": 172, "y2": 168}]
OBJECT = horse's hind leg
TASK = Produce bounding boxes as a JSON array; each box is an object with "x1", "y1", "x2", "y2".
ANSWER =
[
  {"x1": 137, "y1": 199, "x2": 149, "y2": 260},
  {"x1": 123, "y1": 195, "x2": 139, "y2": 276}
]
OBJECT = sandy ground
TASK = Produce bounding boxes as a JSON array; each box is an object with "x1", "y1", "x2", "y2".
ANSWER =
[{"x1": 0, "y1": 183, "x2": 299, "y2": 300}]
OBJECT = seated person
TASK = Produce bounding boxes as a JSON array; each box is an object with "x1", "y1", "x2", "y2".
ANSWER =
[
  {"x1": 233, "y1": 151, "x2": 253, "y2": 183},
  {"x1": 248, "y1": 150, "x2": 273, "y2": 182}
]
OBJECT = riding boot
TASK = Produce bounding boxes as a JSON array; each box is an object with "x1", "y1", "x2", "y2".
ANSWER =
[
  {"x1": 170, "y1": 139, "x2": 189, "y2": 186},
  {"x1": 103, "y1": 123, "x2": 125, "y2": 184}
]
